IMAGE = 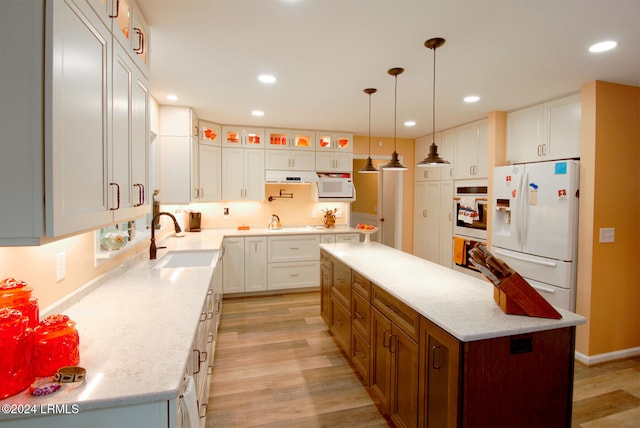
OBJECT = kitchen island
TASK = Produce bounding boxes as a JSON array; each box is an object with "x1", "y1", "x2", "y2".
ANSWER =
[{"x1": 320, "y1": 241, "x2": 586, "y2": 427}]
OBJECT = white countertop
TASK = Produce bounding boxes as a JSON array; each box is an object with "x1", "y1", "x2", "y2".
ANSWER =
[
  {"x1": 0, "y1": 226, "x2": 358, "y2": 420},
  {"x1": 320, "y1": 242, "x2": 586, "y2": 342}
]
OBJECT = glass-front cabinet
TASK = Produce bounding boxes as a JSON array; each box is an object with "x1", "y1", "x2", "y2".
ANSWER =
[
  {"x1": 221, "y1": 126, "x2": 265, "y2": 148},
  {"x1": 316, "y1": 132, "x2": 353, "y2": 152},
  {"x1": 200, "y1": 121, "x2": 222, "y2": 146},
  {"x1": 266, "y1": 129, "x2": 314, "y2": 150}
]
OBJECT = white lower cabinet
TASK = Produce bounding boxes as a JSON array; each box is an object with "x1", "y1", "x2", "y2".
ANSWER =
[
  {"x1": 222, "y1": 236, "x2": 267, "y2": 293},
  {"x1": 267, "y1": 235, "x2": 321, "y2": 290},
  {"x1": 245, "y1": 236, "x2": 268, "y2": 292}
]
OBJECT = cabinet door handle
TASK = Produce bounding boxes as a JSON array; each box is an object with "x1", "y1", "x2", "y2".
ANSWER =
[
  {"x1": 389, "y1": 334, "x2": 397, "y2": 353},
  {"x1": 289, "y1": 273, "x2": 299, "y2": 277},
  {"x1": 431, "y1": 344, "x2": 442, "y2": 369},
  {"x1": 382, "y1": 329, "x2": 391, "y2": 348},
  {"x1": 109, "y1": 0, "x2": 120, "y2": 18},
  {"x1": 133, "y1": 183, "x2": 144, "y2": 207},
  {"x1": 193, "y1": 349, "x2": 202, "y2": 374},
  {"x1": 109, "y1": 182, "x2": 120, "y2": 210},
  {"x1": 290, "y1": 247, "x2": 300, "y2": 250},
  {"x1": 133, "y1": 28, "x2": 144, "y2": 54},
  {"x1": 542, "y1": 144, "x2": 547, "y2": 156},
  {"x1": 354, "y1": 310, "x2": 365, "y2": 319}
]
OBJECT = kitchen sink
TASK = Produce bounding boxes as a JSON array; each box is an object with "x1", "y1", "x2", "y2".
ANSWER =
[{"x1": 157, "y1": 251, "x2": 217, "y2": 269}]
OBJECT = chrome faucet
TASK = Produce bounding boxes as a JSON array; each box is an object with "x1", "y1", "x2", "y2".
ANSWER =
[{"x1": 150, "y1": 212, "x2": 182, "y2": 259}]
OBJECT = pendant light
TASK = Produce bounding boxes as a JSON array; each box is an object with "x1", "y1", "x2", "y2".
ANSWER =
[
  {"x1": 381, "y1": 67, "x2": 408, "y2": 171},
  {"x1": 417, "y1": 37, "x2": 450, "y2": 167},
  {"x1": 359, "y1": 88, "x2": 379, "y2": 173}
]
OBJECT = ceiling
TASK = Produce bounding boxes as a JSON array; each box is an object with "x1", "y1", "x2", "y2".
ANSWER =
[{"x1": 136, "y1": 0, "x2": 640, "y2": 139}]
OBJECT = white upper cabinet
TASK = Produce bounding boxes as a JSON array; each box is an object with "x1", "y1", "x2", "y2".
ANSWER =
[
  {"x1": 316, "y1": 152, "x2": 353, "y2": 173},
  {"x1": 507, "y1": 93, "x2": 581, "y2": 163},
  {"x1": 221, "y1": 148, "x2": 265, "y2": 201},
  {"x1": 453, "y1": 118, "x2": 488, "y2": 179},
  {"x1": 315, "y1": 132, "x2": 353, "y2": 152},
  {"x1": 159, "y1": 106, "x2": 201, "y2": 204},
  {"x1": 87, "y1": 0, "x2": 150, "y2": 76},
  {"x1": 416, "y1": 129, "x2": 455, "y2": 182},
  {"x1": 221, "y1": 126, "x2": 265, "y2": 148}
]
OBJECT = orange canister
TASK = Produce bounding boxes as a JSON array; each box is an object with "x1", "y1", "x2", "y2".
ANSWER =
[
  {"x1": 0, "y1": 278, "x2": 39, "y2": 329},
  {"x1": 0, "y1": 308, "x2": 34, "y2": 399},
  {"x1": 33, "y1": 314, "x2": 80, "y2": 377}
]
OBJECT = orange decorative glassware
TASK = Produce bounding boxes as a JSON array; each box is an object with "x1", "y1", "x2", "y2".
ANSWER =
[
  {"x1": 0, "y1": 277, "x2": 39, "y2": 329},
  {"x1": 0, "y1": 308, "x2": 34, "y2": 399},
  {"x1": 33, "y1": 314, "x2": 80, "y2": 377}
]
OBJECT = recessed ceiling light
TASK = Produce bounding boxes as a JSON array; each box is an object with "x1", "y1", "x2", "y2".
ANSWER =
[
  {"x1": 464, "y1": 95, "x2": 480, "y2": 103},
  {"x1": 258, "y1": 75, "x2": 276, "y2": 84},
  {"x1": 404, "y1": 121, "x2": 416, "y2": 127},
  {"x1": 589, "y1": 40, "x2": 617, "y2": 53},
  {"x1": 252, "y1": 110, "x2": 265, "y2": 117},
  {"x1": 167, "y1": 94, "x2": 178, "y2": 101}
]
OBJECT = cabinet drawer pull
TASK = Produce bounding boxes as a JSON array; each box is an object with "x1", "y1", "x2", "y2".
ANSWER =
[
  {"x1": 207, "y1": 311, "x2": 214, "y2": 320},
  {"x1": 200, "y1": 312, "x2": 207, "y2": 322},
  {"x1": 355, "y1": 349, "x2": 367, "y2": 360},
  {"x1": 193, "y1": 350, "x2": 201, "y2": 374},
  {"x1": 336, "y1": 318, "x2": 345, "y2": 326},
  {"x1": 289, "y1": 247, "x2": 300, "y2": 250},
  {"x1": 354, "y1": 311, "x2": 365, "y2": 319},
  {"x1": 386, "y1": 303, "x2": 399, "y2": 314},
  {"x1": 207, "y1": 332, "x2": 214, "y2": 343},
  {"x1": 290, "y1": 273, "x2": 300, "y2": 277}
]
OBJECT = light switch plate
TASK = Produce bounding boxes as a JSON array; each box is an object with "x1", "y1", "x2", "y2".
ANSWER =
[
  {"x1": 56, "y1": 252, "x2": 66, "y2": 281},
  {"x1": 599, "y1": 227, "x2": 615, "y2": 243}
]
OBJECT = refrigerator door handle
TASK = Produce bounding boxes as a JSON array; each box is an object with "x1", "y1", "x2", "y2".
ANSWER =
[
  {"x1": 516, "y1": 173, "x2": 524, "y2": 245},
  {"x1": 521, "y1": 172, "x2": 530, "y2": 246},
  {"x1": 493, "y1": 249, "x2": 558, "y2": 267}
]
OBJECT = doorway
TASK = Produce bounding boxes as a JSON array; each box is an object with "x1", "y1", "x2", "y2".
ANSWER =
[{"x1": 351, "y1": 156, "x2": 403, "y2": 249}]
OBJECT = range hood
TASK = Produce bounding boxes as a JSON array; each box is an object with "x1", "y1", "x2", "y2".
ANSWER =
[{"x1": 265, "y1": 170, "x2": 319, "y2": 183}]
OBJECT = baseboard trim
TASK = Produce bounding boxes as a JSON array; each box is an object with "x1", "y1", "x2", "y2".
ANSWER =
[{"x1": 575, "y1": 346, "x2": 640, "y2": 366}]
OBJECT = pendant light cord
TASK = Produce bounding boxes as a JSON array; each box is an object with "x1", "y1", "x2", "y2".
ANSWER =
[
  {"x1": 368, "y1": 92, "x2": 372, "y2": 157},
  {"x1": 394, "y1": 74, "x2": 398, "y2": 151},
  {"x1": 432, "y1": 46, "x2": 437, "y2": 146}
]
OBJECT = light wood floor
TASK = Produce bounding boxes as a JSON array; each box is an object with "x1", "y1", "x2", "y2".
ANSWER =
[{"x1": 207, "y1": 291, "x2": 640, "y2": 427}]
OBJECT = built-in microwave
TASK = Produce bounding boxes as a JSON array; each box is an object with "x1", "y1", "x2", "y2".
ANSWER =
[
  {"x1": 314, "y1": 173, "x2": 355, "y2": 201},
  {"x1": 453, "y1": 180, "x2": 488, "y2": 240}
]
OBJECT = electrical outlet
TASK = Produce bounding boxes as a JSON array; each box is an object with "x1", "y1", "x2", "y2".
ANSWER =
[
  {"x1": 311, "y1": 210, "x2": 317, "y2": 218},
  {"x1": 224, "y1": 207, "x2": 229, "y2": 220},
  {"x1": 599, "y1": 227, "x2": 615, "y2": 243},
  {"x1": 56, "y1": 252, "x2": 66, "y2": 282}
]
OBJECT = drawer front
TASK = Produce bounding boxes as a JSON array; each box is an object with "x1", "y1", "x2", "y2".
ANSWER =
[
  {"x1": 332, "y1": 259, "x2": 351, "y2": 308},
  {"x1": 330, "y1": 295, "x2": 351, "y2": 354},
  {"x1": 268, "y1": 235, "x2": 320, "y2": 263},
  {"x1": 320, "y1": 234, "x2": 336, "y2": 244},
  {"x1": 336, "y1": 233, "x2": 360, "y2": 243},
  {"x1": 352, "y1": 271, "x2": 371, "y2": 299},
  {"x1": 267, "y1": 261, "x2": 320, "y2": 290},
  {"x1": 351, "y1": 290, "x2": 371, "y2": 341},
  {"x1": 351, "y1": 327, "x2": 372, "y2": 386},
  {"x1": 372, "y1": 284, "x2": 420, "y2": 342}
]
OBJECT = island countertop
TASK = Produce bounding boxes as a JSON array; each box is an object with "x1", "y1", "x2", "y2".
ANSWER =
[{"x1": 319, "y1": 242, "x2": 586, "y2": 342}]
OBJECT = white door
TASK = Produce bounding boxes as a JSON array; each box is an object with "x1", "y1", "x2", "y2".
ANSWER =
[
  {"x1": 199, "y1": 145, "x2": 221, "y2": 202},
  {"x1": 221, "y1": 148, "x2": 244, "y2": 200},
  {"x1": 521, "y1": 160, "x2": 578, "y2": 260},
  {"x1": 245, "y1": 236, "x2": 267, "y2": 292},
  {"x1": 222, "y1": 238, "x2": 245, "y2": 293},
  {"x1": 438, "y1": 180, "x2": 454, "y2": 268},
  {"x1": 243, "y1": 149, "x2": 265, "y2": 200}
]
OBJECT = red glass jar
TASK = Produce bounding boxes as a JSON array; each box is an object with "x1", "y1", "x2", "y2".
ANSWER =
[
  {"x1": 0, "y1": 308, "x2": 34, "y2": 399},
  {"x1": 0, "y1": 278, "x2": 39, "y2": 329},
  {"x1": 33, "y1": 314, "x2": 80, "y2": 377}
]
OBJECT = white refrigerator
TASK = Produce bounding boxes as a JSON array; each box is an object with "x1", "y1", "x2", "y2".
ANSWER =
[{"x1": 492, "y1": 160, "x2": 579, "y2": 311}]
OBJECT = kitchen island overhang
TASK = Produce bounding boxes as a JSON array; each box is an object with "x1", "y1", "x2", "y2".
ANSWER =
[{"x1": 319, "y1": 241, "x2": 585, "y2": 342}]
